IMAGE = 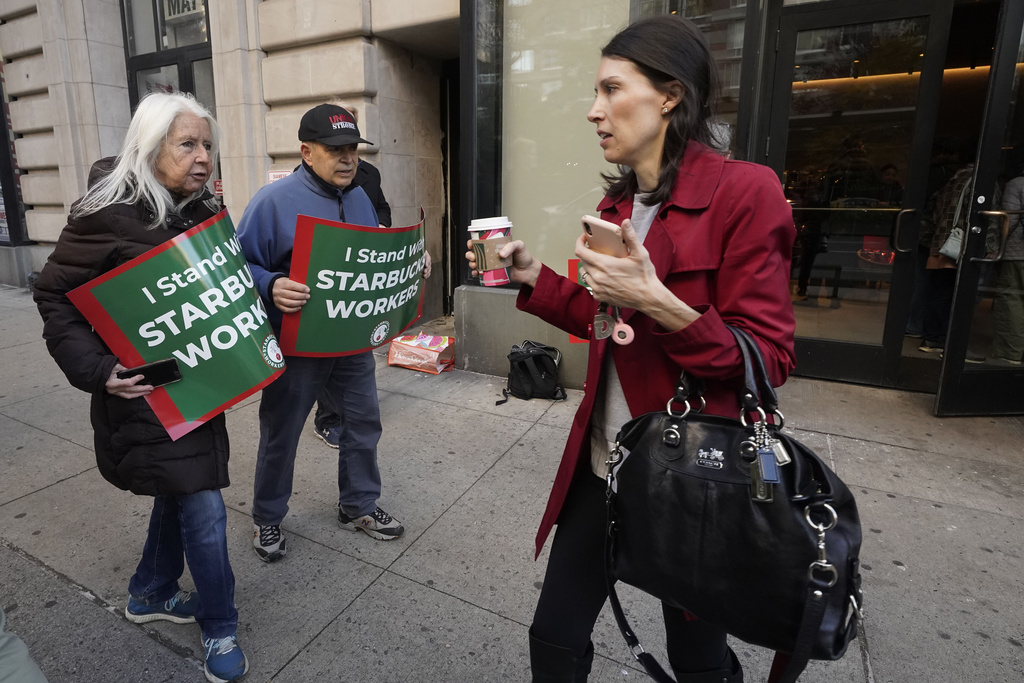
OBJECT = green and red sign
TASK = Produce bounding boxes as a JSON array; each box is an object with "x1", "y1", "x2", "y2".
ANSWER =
[
  {"x1": 68, "y1": 209, "x2": 285, "y2": 440},
  {"x1": 279, "y1": 214, "x2": 427, "y2": 356}
]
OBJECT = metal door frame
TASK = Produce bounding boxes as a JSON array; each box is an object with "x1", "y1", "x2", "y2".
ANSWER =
[
  {"x1": 758, "y1": 0, "x2": 953, "y2": 385},
  {"x1": 935, "y1": 0, "x2": 1024, "y2": 415}
]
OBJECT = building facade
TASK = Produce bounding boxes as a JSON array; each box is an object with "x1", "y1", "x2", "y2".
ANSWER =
[
  {"x1": 0, "y1": 0, "x2": 460, "y2": 322},
  {"x1": 2, "y1": 0, "x2": 1022, "y2": 416}
]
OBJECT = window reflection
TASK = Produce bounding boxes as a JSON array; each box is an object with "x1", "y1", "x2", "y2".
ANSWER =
[
  {"x1": 967, "y1": 27, "x2": 1024, "y2": 368},
  {"x1": 786, "y1": 19, "x2": 926, "y2": 343}
]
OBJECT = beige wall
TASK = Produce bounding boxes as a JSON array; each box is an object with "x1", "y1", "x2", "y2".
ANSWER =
[
  {"x1": 0, "y1": 0, "x2": 130, "y2": 243},
  {"x1": 252, "y1": 0, "x2": 455, "y2": 320}
]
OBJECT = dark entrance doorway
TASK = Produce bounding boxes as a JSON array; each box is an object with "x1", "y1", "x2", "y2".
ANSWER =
[{"x1": 760, "y1": 0, "x2": 1024, "y2": 413}]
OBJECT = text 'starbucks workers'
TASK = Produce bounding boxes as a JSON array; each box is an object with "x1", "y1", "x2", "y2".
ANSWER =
[
  {"x1": 280, "y1": 214, "x2": 426, "y2": 356},
  {"x1": 68, "y1": 209, "x2": 286, "y2": 440}
]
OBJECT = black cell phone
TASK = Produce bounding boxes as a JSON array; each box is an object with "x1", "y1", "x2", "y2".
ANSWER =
[{"x1": 116, "y1": 358, "x2": 182, "y2": 387}]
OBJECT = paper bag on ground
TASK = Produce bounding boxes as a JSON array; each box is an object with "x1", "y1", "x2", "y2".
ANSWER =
[{"x1": 387, "y1": 333, "x2": 455, "y2": 374}]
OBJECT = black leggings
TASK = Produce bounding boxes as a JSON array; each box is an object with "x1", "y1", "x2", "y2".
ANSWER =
[{"x1": 530, "y1": 473, "x2": 729, "y2": 674}]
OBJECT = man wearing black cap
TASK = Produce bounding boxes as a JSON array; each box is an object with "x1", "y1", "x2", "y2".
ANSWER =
[{"x1": 236, "y1": 103, "x2": 406, "y2": 562}]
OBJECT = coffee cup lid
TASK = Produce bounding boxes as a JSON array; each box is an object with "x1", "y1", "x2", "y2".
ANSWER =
[{"x1": 468, "y1": 216, "x2": 512, "y2": 231}]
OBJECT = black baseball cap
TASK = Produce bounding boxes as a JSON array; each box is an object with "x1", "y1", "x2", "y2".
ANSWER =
[{"x1": 298, "y1": 104, "x2": 372, "y2": 147}]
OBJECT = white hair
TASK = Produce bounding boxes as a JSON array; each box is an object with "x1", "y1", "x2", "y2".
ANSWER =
[{"x1": 72, "y1": 92, "x2": 220, "y2": 229}]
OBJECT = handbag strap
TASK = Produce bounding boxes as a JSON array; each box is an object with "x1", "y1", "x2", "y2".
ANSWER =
[
  {"x1": 670, "y1": 326, "x2": 779, "y2": 418},
  {"x1": 729, "y1": 326, "x2": 780, "y2": 416},
  {"x1": 604, "y1": 498, "x2": 678, "y2": 683}
]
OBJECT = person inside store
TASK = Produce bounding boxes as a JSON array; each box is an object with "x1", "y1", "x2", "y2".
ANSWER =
[
  {"x1": 988, "y1": 143, "x2": 1024, "y2": 366},
  {"x1": 465, "y1": 15, "x2": 795, "y2": 682},
  {"x1": 33, "y1": 92, "x2": 248, "y2": 683},
  {"x1": 237, "y1": 104, "x2": 422, "y2": 562},
  {"x1": 879, "y1": 163, "x2": 904, "y2": 207},
  {"x1": 919, "y1": 159, "x2": 975, "y2": 354}
]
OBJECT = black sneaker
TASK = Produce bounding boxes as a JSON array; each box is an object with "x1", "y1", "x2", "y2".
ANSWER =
[
  {"x1": 919, "y1": 341, "x2": 943, "y2": 353},
  {"x1": 338, "y1": 506, "x2": 404, "y2": 541},
  {"x1": 252, "y1": 524, "x2": 286, "y2": 562},
  {"x1": 313, "y1": 425, "x2": 340, "y2": 448}
]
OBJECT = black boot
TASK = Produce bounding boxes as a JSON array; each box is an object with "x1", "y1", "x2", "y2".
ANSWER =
[
  {"x1": 529, "y1": 628, "x2": 594, "y2": 682},
  {"x1": 671, "y1": 648, "x2": 743, "y2": 683}
]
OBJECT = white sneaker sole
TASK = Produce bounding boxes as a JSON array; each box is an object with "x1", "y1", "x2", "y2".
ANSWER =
[
  {"x1": 338, "y1": 520, "x2": 404, "y2": 541},
  {"x1": 124, "y1": 607, "x2": 196, "y2": 625}
]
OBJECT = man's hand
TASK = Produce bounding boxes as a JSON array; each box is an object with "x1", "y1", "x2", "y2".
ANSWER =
[
  {"x1": 423, "y1": 251, "x2": 432, "y2": 279},
  {"x1": 272, "y1": 277, "x2": 311, "y2": 313}
]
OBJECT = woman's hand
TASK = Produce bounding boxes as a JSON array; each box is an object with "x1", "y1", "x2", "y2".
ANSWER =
[
  {"x1": 106, "y1": 364, "x2": 154, "y2": 399},
  {"x1": 465, "y1": 238, "x2": 542, "y2": 288},
  {"x1": 576, "y1": 218, "x2": 701, "y2": 331},
  {"x1": 272, "y1": 277, "x2": 310, "y2": 313}
]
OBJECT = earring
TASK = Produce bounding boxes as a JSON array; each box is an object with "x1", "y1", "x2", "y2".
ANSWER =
[{"x1": 662, "y1": 107, "x2": 669, "y2": 115}]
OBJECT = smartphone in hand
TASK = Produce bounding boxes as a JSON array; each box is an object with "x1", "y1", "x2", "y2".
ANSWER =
[
  {"x1": 116, "y1": 358, "x2": 182, "y2": 387},
  {"x1": 582, "y1": 215, "x2": 628, "y2": 257}
]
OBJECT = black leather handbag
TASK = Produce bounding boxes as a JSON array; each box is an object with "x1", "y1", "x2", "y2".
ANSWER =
[{"x1": 604, "y1": 327, "x2": 863, "y2": 683}]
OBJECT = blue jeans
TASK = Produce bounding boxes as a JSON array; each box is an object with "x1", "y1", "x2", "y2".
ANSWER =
[
  {"x1": 252, "y1": 352, "x2": 382, "y2": 526},
  {"x1": 128, "y1": 490, "x2": 238, "y2": 639}
]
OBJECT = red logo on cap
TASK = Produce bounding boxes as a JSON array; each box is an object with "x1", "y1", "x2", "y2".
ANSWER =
[{"x1": 329, "y1": 114, "x2": 356, "y2": 131}]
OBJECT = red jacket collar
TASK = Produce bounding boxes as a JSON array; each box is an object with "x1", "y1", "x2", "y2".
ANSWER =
[{"x1": 595, "y1": 140, "x2": 725, "y2": 215}]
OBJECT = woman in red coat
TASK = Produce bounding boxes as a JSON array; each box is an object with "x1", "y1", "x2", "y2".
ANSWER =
[{"x1": 468, "y1": 16, "x2": 795, "y2": 682}]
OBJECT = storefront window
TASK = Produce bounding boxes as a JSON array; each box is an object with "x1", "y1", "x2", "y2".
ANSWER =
[
  {"x1": 500, "y1": 1, "x2": 628, "y2": 273},
  {"x1": 162, "y1": 0, "x2": 208, "y2": 50},
  {"x1": 125, "y1": 0, "x2": 208, "y2": 57},
  {"x1": 499, "y1": 0, "x2": 753, "y2": 272}
]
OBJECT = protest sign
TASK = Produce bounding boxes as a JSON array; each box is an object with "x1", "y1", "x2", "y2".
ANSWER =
[
  {"x1": 279, "y1": 214, "x2": 426, "y2": 356},
  {"x1": 68, "y1": 209, "x2": 285, "y2": 440}
]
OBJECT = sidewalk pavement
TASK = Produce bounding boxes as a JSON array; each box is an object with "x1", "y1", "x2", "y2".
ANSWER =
[{"x1": 1, "y1": 282, "x2": 1022, "y2": 682}]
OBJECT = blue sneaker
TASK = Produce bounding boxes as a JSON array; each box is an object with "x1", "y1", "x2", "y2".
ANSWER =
[
  {"x1": 203, "y1": 635, "x2": 248, "y2": 682},
  {"x1": 125, "y1": 590, "x2": 199, "y2": 625}
]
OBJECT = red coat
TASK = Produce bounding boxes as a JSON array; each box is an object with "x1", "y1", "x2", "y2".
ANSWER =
[{"x1": 517, "y1": 142, "x2": 797, "y2": 558}]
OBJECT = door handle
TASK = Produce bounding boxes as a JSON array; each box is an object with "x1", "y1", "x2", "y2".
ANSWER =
[
  {"x1": 892, "y1": 208, "x2": 917, "y2": 253},
  {"x1": 970, "y1": 210, "x2": 1011, "y2": 263}
]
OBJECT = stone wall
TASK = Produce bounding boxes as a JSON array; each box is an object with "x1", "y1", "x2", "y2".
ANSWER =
[{"x1": 0, "y1": 0, "x2": 130, "y2": 244}]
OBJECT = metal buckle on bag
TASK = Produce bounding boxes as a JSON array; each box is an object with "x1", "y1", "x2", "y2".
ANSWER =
[
  {"x1": 805, "y1": 503, "x2": 839, "y2": 587},
  {"x1": 738, "y1": 405, "x2": 786, "y2": 429},
  {"x1": 666, "y1": 396, "x2": 704, "y2": 418}
]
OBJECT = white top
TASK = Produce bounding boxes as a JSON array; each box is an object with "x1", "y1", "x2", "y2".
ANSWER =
[{"x1": 590, "y1": 193, "x2": 660, "y2": 478}]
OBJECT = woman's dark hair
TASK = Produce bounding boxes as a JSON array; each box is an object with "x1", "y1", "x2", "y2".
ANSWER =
[{"x1": 600, "y1": 15, "x2": 719, "y2": 206}]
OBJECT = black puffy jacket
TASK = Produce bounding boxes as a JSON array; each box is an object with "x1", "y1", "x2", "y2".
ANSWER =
[{"x1": 34, "y1": 158, "x2": 230, "y2": 497}]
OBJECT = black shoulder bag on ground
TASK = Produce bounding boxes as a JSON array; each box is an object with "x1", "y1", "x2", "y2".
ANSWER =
[
  {"x1": 495, "y1": 340, "x2": 568, "y2": 405},
  {"x1": 604, "y1": 327, "x2": 863, "y2": 683}
]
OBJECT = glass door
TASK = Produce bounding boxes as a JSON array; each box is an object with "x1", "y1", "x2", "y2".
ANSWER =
[
  {"x1": 763, "y1": 0, "x2": 953, "y2": 386},
  {"x1": 935, "y1": 0, "x2": 1024, "y2": 415},
  {"x1": 121, "y1": 0, "x2": 215, "y2": 113}
]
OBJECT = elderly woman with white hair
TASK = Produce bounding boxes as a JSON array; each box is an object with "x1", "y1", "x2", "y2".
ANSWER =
[{"x1": 33, "y1": 92, "x2": 247, "y2": 683}]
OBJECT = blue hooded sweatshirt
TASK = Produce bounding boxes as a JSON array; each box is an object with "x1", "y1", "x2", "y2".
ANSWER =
[{"x1": 236, "y1": 163, "x2": 378, "y2": 334}]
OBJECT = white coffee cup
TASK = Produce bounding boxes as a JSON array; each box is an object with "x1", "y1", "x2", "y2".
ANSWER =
[{"x1": 468, "y1": 217, "x2": 512, "y2": 286}]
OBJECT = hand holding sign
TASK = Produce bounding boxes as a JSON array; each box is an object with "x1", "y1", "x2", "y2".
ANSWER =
[
  {"x1": 272, "y1": 277, "x2": 310, "y2": 313},
  {"x1": 281, "y1": 213, "x2": 428, "y2": 356}
]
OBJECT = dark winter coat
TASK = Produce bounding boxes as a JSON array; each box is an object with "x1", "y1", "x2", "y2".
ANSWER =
[
  {"x1": 356, "y1": 160, "x2": 392, "y2": 227},
  {"x1": 33, "y1": 158, "x2": 230, "y2": 497}
]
